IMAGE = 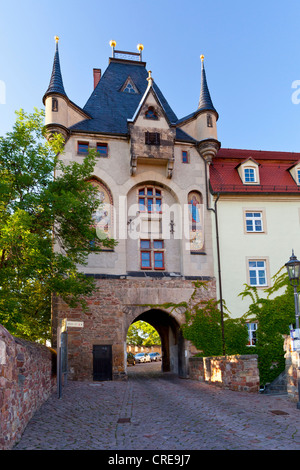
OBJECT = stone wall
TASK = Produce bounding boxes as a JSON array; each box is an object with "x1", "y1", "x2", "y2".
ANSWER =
[
  {"x1": 284, "y1": 335, "x2": 300, "y2": 402},
  {"x1": 53, "y1": 276, "x2": 216, "y2": 381},
  {"x1": 0, "y1": 325, "x2": 56, "y2": 450},
  {"x1": 188, "y1": 355, "x2": 260, "y2": 393}
]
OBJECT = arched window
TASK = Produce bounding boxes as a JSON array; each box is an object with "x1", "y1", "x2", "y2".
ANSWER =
[
  {"x1": 138, "y1": 186, "x2": 162, "y2": 213},
  {"x1": 90, "y1": 179, "x2": 114, "y2": 250},
  {"x1": 145, "y1": 106, "x2": 158, "y2": 120},
  {"x1": 188, "y1": 191, "x2": 204, "y2": 252}
]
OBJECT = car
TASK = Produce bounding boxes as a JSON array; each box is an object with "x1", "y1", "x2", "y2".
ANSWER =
[
  {"x1": 143, "y1": 353, "x2": 151, "y2": 363},
  {"x1": 149, "y1": 352, "x2": 162, "y2": 362},
  {"x1": 134, "y1": 353, "x2": 145, "y2": 363},
  {"x1": 127, "y1": 352, "x2": 135, "y2": 366}
]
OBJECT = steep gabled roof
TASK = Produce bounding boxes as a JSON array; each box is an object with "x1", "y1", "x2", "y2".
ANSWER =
[{"x1": 69, "y1": 58, "x2": 178, "y2": 135}]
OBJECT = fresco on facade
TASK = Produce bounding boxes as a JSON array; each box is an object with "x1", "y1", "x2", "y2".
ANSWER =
[
  {"x1": 91, "y1": 180, "x2": 113, "y2": 247},
  {"x1": 188, "y1": 191, "x2": 204, "y2": 252}
]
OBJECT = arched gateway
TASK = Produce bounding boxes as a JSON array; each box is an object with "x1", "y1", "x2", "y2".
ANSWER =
[
  {"x1": 127, "y1": 309, "x2": 186, "y2": 376},
  {"x1": 53, "y1": 276, "x2": 216, "y2": 381}
]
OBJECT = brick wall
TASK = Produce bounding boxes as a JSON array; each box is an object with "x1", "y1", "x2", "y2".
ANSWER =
[
  {"x1": 0, "y1": 325, "x2": 56, "y2": 450},
  {"x1": 53, "y1": 276, "x2": 216, "y2": 381},
  {"x1": 189, "y1": 355, "x2": 260, "y2": 393}
]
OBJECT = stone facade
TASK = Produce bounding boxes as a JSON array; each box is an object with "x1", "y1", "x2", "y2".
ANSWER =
[
  {"x1": 44, "y1": 41, "x2": 220, "y2": 382},
  {"x1": 188, "y1": 354, "x2": 260, "y2": 393},
  {"x1": 53, "y1": 276, "x2": 216, "y2": 381},
  {"x1": 284, "y1": 335, "x2": 300, "y2": 402},
  {"x1": 0, "y1": 325, "x2": 56, "y2": 450}
]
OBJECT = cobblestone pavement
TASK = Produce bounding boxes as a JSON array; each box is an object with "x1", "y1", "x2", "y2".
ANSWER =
[{"x1": 13, "y1": 362, "x2": 300, "y2": 452}]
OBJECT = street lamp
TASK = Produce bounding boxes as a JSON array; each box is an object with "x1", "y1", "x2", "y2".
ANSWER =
[
  {"x1": 285, "y1": 250, "x2": 300, "y2": 329},
  {"x1": 285, "y1": 250, "x2": 300, "y2": 409}
]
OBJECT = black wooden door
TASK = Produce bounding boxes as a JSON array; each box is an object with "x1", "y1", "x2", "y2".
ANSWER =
[{"x1": 93, "y1": 345, "x2": 112, "y2": 381}]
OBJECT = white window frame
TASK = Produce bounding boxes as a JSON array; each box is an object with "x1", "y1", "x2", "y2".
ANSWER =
[
  {"x1": 237, "y1": 159, "x2": 260, "y2": 185},
  {"x1": 244, "y1": 167, "x2": 256, "y2": 183},
  {"x1": 247, "y1": 259, "x2": 268, "y2": 287},
  {"x1": 245, "y1": 211, "x2": 263, "y2": 233},
  {"x1": 247, "y1": 322, "x2": 257, "y2": 346}
]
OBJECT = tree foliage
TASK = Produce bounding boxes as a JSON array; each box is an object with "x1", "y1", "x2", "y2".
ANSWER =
[
  {"x1": 127, "y1": 321, "x2": 161, "y2": 346},
  {"x1": 239, "y1": 268, "x2": 296, "y2": 385},
  {"x1": 0, "y1": 108, "x2": 115, "y2": 342}
]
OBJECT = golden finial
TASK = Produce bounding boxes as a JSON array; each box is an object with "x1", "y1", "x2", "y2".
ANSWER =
[
  {"x1": 54, "y1": 36, "x2": 59, "y2": 43},
  {"x1": 109, "y1": 40, "x2": 117, "y2": 48},
  {"x1": 137, "y1": 43, "x2": 144, "y2": 51},
  {"x1": 200, "y1": 54, "x2": 205, "y2": 62},
  {"x1": 147, "y1": 70, "x2": 153, "y2": 85}
]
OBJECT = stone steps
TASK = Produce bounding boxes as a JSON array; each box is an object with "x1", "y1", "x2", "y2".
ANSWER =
[{"x1": 260, "y1": 371, "x2": 287, "y2": 395}]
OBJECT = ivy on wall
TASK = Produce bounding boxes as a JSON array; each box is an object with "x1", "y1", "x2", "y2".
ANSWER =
[
  {"x1": 141, "y1": 273, "x2": 297, "y2": 387},
  {"x1": 239, "y1": 268, "x2": 296, "y2": 385}
]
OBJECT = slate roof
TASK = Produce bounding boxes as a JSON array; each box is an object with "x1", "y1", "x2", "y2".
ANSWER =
[
  {"x1": 43, "y1": 42, "x2": 67, "y2": 103},
  {"x1": 44, "y1": 45, "x2": 215, "y2": 143},
  {"x1": 210, "y1": 148, "x2": 300, "y2": 193},
  {"x1": 70, "y1": 59, "x2": 178, "y2": 135},
  {"x1": 198, "y1": 59, "x2": 217, "y2": 114}
]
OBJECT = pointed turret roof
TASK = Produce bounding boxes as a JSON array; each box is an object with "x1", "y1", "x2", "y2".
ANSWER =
[
  {"x1": 43, "y1": 37, "x2": 67, "y2": 103},
  {"x1": 198, "y1": 55, "x2": 217, "y2": 114}
]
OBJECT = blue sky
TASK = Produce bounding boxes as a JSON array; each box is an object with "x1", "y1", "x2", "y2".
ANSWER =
[{"x1": 1, "y1": 0, "x2": 300, "y2": 152}]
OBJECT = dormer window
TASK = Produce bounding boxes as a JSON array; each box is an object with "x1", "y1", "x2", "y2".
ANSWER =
[
  {"x1": 236, "y1": 158, "x2": 260, "y2": 185},
  {"x1": 120, "y1": 77, "x2": 139, "y2": 94},
  {"x1": 244, "y1": 167, "x2": 256, "y2": 183},
  {"x1": 288, "y1": 161, "x2": 300, "y2": 186}
]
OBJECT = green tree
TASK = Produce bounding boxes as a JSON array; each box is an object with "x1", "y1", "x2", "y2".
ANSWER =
[
  {"x1": 127, "y1": 321, "x2": 161, "y2": 346},
  {"x1": 0, "y1": 108, "x2": 115, "y2": 342}
]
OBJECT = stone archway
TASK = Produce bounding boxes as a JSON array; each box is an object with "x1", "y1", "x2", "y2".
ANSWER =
[{"x1": 128, "y1": 308, "x2": 188, "y2": 377}]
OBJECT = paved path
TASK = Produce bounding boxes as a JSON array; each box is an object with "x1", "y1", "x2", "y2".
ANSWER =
[{"x1": 13, "y1": 362, "x2": 300, "y2": 451}]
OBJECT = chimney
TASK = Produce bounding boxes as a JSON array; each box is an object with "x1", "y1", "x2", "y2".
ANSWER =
[{"x1": 93, "y1": 68, "x2": 101, "y2": 89}]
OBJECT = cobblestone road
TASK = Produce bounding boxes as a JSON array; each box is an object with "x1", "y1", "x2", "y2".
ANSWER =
[{"x1": 13, "y1": 362, "x2": 300, "y2": 452}]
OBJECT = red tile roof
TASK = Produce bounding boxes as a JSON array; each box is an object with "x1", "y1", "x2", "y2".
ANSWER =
[{"x1": 210, "y1": 148, "x2": 300, "y2": 193}]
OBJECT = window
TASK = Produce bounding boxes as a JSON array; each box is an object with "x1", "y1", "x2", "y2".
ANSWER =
[
  {"x1": 145, "y1": 132, "x2": 160, "y2": 145},
  {"x1": 182, "y1": 151, "x2": 189, "y2": 163},
  {"x1": 97, "y1": 143, "x2": 108, "y2": 157},
  {"x1": 207, "y1": 113, "x2": 213, "y2": 127},
  {"x1": 245, "y1": 212, "x2": 263, "y2": 232},
  {"x1": 248, "y1": 260, "x2": 267, "y2": 286},
  {"x1": 247, "y1": 323, "x2": 257, "y2": 346},
  {"x1": 145, "y1": 106, "x2": 158, "y2": 120},
  {"x1": 78, "y1": 141, "x2": 89, "y2": 154},
  {"x1": 244, "y1": 168, "x2": 256, "y2": 183},
  {"x1": 138, "y1": 187, "x2": 162, "y2": 213},
  {"x1": 121, "y1": 77, "x2": 139, "y2": 94},
  {"x1": 297, "y1": 169, "x2": 300, "y2": 185},
  {"x1": 124, "y1": 82, "x2": 136, "y2": 93},
  {"x1": 52, "y1": 97, "x2": 58, "y2": 112},
  {"x1": 140, "y1": 239, "x2": 164, "y2": 270}
]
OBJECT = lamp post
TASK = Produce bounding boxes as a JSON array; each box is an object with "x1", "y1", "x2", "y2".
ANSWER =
[{"x1": 285, "y1": 250, "x2": 300, "y2": 409}]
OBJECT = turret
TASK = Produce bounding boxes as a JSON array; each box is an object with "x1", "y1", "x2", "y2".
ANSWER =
[
  {"x1": 43, "y1": 37, "x2": 90, "y2": 141},
  {"x1": 196, "y1": 55, "x2": 220, "y2": 162},
  {"x1": 43, "y1": 36, "x2": 70, "y2": 140}
]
